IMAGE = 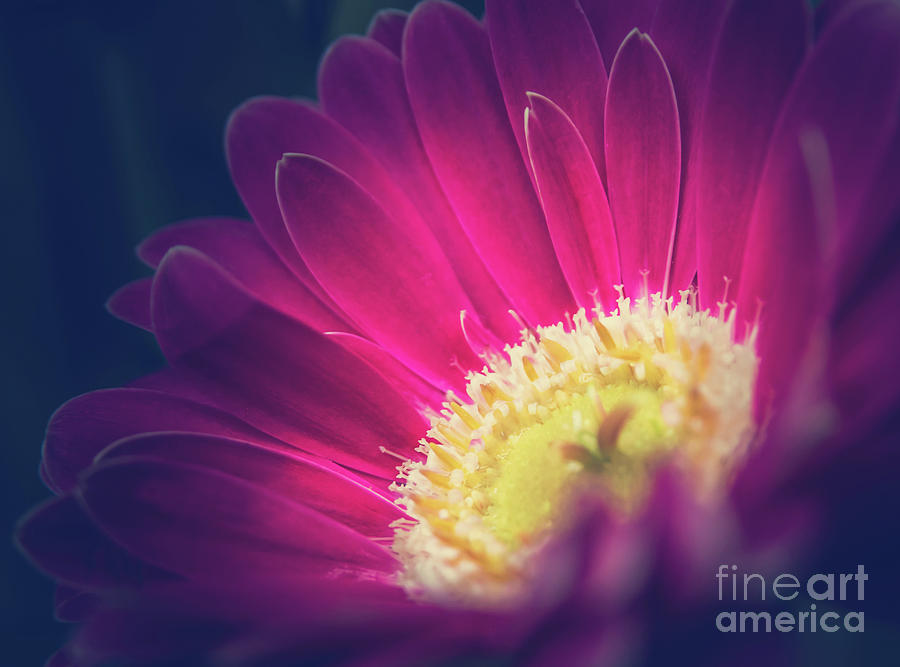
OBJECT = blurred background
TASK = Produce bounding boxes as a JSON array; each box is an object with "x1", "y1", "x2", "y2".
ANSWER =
[{"x1": 0, "y1": 1, "x2": 481, "y2": 663}]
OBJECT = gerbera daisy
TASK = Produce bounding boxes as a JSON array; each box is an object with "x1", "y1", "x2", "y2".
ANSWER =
[{"x1": 17, "y1": 0, "x2": 900, "y2": 664}]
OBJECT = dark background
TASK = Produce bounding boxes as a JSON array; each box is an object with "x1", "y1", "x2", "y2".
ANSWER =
[{"x1": 0, "y1": 1, "x2": 482, "y2": 663}]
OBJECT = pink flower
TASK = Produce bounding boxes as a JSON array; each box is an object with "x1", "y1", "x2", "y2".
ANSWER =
[{"x1": 17, "y1": 0, "x2": 900, "y2": 664}]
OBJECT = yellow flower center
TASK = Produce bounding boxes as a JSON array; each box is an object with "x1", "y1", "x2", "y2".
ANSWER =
[{"x1": 392, "y1": 291, "x2": 757, "y2": 605}]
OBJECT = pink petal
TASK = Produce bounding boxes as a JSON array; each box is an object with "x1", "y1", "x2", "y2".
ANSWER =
[
  {"x1": 604, "y1": 29, "x2": 681, "y2": 298},
  {"x1": 580, "y1": 0, "x2": 661, "y2": 68},
  {"x1": 694, "y1": 0, "x2": 810, "y2": 307},
  {"x1": 138, "y1": 216, "x2": 350, "y2": 333},
  {"x1": 403, "y1": 1, "x2": 574, "y2": 326},
  {"x1": 105, "y1": 278, "x2": 153, "y2": 332},
  {"x1": 151, "y1": 247, "x2": 424, "y2": 478},
  {"x1": 485, "y1": 0, "x2": 609, "y2": 183},
  {"x1": 318, "y1": 36, "x2": 517, "y2": 341},
  {"x1": 366, "y1": 9, "x2": 408, "y2": 56},
  {"x1": 96, "y1": 432, "x2": 403, "y2": 538},
  {"x1": 276, "y1": 153, "x2": 479, "y2": 391},
  {"x1": 42, "y1": 387, "x2": 284, "y2": 494},
  {"x1": 78, "y1": 457, "x2": 397, "y2": 581},
  {"x1": 326, "y1": 332, "x2": 444, "y2": 411},
  {"x1": 648, "y1": 0, "x2": 731, "y2": 291},
  {"x1": 737, "y1": 128, "x2": 828, "y2": 415},
  {"x1": 525, "y1": 93, "x2": 620, "y2": 310}
]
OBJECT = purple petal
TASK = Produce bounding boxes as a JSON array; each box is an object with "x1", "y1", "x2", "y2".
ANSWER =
[
  {"x1": 105, "y1": 278, "x2": 153, "y2": 332},
  {"x1": 227, "y1": 96, "x2": 417, "y2": 318},
  {"x1": 15, "y1": 495, "x2": 171, "y2": 589},
  {"x1": 79, "y1": 457, "x2": 397, "y2": 581},
  {"x1": 604, "y1": 29, "x2": 681, "y2": 297},
  {"x1": 151, "y1": 247, "x2": 424, "y2": 478},
  {"x1": 318, "y1": 36, "x2": 518, "y2": 342},
  {"x1": 404, "y1": 0, "x2": 574, "y2": 326},
  {"x1": 739, "y1": 1, "x2": 900, "y2": 409},
  {"x1": 525, "y1": 93, "x2": 620, "y2": 310},
  {"x1": 326, "y1": 332, "x2": 444, "y2": 410},
  {"x1": 648, "y1": 0, "x2": 731, "y2": 291},
  {"x1": 579, "y1": 0, "x2": 661, "y2": 68},
  {"x1": 42, "y1": 387, "x2": 285, "y2": 494},
  {"x1": 366, "y1": 9, "x2": 407, "y2": 56},
  {"x1": 276, "y1": 153, "x2": 479, "y2": 391},
  {"x1": 485, "y1": 0, "x2": 609, "y2": 183},
  {"x1": 226, "y1": 100, "x2": 335, "y2": 309},
  {"x1": 96, "y1": 432, "x2": 403, "y2": 538},
  {"x1": 694, "y1": 0, "x2": 810, "y2": 307},
  {"x1": 138, "y1": 216, "x2": 351, "y2": 333},
  {"x1": 55, "y1": 585, "x2": 99, "y2": 622},
  {"x1": 737, "y1": 129, "x2": 828, "y2": 414}
]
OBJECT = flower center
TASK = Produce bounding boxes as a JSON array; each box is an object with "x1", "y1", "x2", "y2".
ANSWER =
[{"x1": 392, "y1": 291, "x2": 757, "y2": 605}]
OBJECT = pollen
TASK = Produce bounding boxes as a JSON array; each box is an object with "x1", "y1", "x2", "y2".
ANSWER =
[{"x1": 392, "y1": 291, "x2": 758, "y2": 605}]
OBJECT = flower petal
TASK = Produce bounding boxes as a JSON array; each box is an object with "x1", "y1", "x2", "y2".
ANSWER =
[
  {"x1": 525, "y1": 93, "x2": 620, "y2": 310},
  {"x1": 737, "y1": 129, "x2": 828, "y2": 414},
  {"x1": 604, "y1": 29, "x2": 681, "y2": 297},
  {"x1": 485, "y1": 0, "x2": 609, "y2": 183},
  {"x1": 96, "y1": 432, "x2": 403, "y2": 538},
  {"x1": 325, "y1": 332, "x2": 444, "y2": 410},
  {"x1": 105, "y1": 278, "x2": 153, "y2": 332},
  {"x1": 41, "y1": 388, "x2": 284, "y2": 494},
  {"x1": 404, "y1": 0, "x2": 574, "y2": 326},
  {"x1": 694, "y1": 0, "x2": 810, "y2": 307},
  {"x1": 225, "y1": 100, "x2": 335, "y2": 308},
  {"x1": 739, "y1": 1, "x2": 900, "y2": 409},
  {"x1": 579, "y1": 0, "x2": 661, "y2": 68},
  {"x1": 15, "y1": 495, "x2": 171, "y2": 589},
  {"x1": 648, "y1": 0, "x2": 731, "y2": 291},
  {"x1": 276, "y1": 153, "x2": 479, "y2": 391},
  {"x1": 137, "y1": 216, "x2": 350, "y2": 333},
  {"x1": 151, "y1": 246, "x2": 424, "y2": 477},
  {"x1": 318, "y1": 36, "x2": 517, "y2": 341},
  {"x1": 366, "y1": 8, "x2": 407, "y2": 56},
  {"x1": 79, "y1": 457, "x2": 397, "y2": 581},
  {"x1": 54, "y1": 585, "x2": 99, "y2": 623}
]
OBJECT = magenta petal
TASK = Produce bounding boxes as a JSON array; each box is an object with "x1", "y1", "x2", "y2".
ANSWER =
[
  {"x1": 326, "y1": 332, "x2": 444, "y2": 410},
  {"x1": 96, "y1": 432, "x2": 403, "y2": 538},
  {"x1": 737, "y1": 129, "x2": 827, "y2": 415},
  {"x1": 318, "y1": 37, "x2": 517, "y2": 342},
  {"x1": 525, "y1": 93, "x2": 620, "y2": 310},
  {"x1": 151, "y1": 247, "x2": 424, "y2": 477},
  {"x1": 486, "y1": 0, "x2": 609, "y2": 183},
  {"x1": 694, "y1": 0, "x2": 810, "y2": 307},
  {"x1": 105, "y1": 278, "x2": 153, "y2": 332},
  {"x1": 404, "y1": 0, "x2": 574, "y2": 326},
  {"x1": 226, "y1": 100, "x2": 334, "y2": 309},
  {"x1": 15, "y1": 495, "x2": 170, "y2": 589},
  {"x1": 276, "y1": 153, "x2": 479, "y2": 391},
  {"x1": 137, "y1": 216, "x2": 350, "y2": 333},
  {"x1": 366, "y1": 9, "x2": 407, "y2": 56},
  {"x1": 79, "y1": 457, "x2": 397, "y2": 581},
  {"x1": 649, "y1": 0, "x2": 731, "y2": 291},
  {"x1": 604, "y1": 29, "x2": 681, "y2": 297},
  {"x1": 42, "y1": 388, "x2": 284, "y2": 494},
  {"x1": 580, "y1": 0, "x2": 661, "y2": 68}
]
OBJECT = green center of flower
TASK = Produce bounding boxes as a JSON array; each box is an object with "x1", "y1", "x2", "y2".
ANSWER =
[{"x1": 392, "y1": 292, "x2": 757, "y2": 605}]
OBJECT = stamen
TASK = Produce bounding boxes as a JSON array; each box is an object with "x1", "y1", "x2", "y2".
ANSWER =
[{"x1": 393, "y1": 290, "x2": 758, "y2": 605}]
